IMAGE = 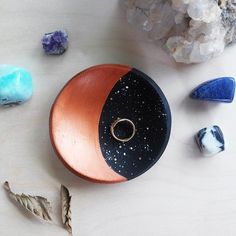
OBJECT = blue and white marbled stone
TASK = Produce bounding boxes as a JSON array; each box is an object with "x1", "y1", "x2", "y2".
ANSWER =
[
  {"x1": 0, "y1": 65, "x2": 33, "y2": 106},
  {"x1": 196, "y1": 126, "x2": 225, "y2": 156},
  {"x1": 191, "y1": 77, "x2": 235, "y2": 103}
]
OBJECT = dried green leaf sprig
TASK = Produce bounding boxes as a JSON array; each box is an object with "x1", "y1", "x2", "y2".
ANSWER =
[
  {"x1": 61, "y1": 185, "x2": 72, "y2": 235},
  {"x1": 4, "y1": 181, "x2": 53, "y2": 222}
]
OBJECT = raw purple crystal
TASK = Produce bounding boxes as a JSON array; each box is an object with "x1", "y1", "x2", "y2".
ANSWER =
[{"x1": 42, "y1": 30, "x2": 68, "y2": 55}]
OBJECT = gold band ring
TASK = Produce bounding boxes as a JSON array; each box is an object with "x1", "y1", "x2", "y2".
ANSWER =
[{"x1": 110, "y1": 118, "x2": 136, "y2": 142}]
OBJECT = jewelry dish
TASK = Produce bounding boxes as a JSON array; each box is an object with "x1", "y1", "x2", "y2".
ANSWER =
[{"x1": 50, "y1": 64, "x2": 171, "y2": 183}]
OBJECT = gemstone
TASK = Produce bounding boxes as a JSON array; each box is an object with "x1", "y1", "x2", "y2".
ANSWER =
[
  {"x1": 196, "y1": 125, "x2": 225, "y2": 156},
  {"x1": 190, "y1": 77, "x2": 235, "y2": 103},
  {"x1": 0, "y1": 65, "x2": 33, "y2": 106},
  {"x1": 42, "y1": 30, "x2": 68, "y2": 55},
  {"x1": 123, "y1": 0, "x2": 236, "y2": 64}
]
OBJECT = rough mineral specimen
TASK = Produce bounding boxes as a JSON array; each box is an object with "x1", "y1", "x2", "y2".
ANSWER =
[
  {"x1": 196, "y1": 125, "x2": 225, "y2": 156},
  {"x1": 0, "y1": 65, "x2": 33, "y2": 106},
  {"x1": 191, "y1": 77, "x2": 235, "y2": 103},
  {"x1": 42, "y1": 30, "x2": 68, "y2": 55},
  {"x1": 123, "y1": 0, "x2": 236, "y2": 63}
]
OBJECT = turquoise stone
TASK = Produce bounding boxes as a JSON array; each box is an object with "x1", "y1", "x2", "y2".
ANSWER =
[{"x1": 0, "y1": 65, "x2": 33, "y2": 106}]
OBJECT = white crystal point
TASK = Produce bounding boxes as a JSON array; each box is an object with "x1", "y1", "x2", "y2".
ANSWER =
[
  {"x1": 123, "y1": 0, "x2": 233, "y2": 64},
  {"x1": 166, "y1": 18, "x2": 226, "y2": 63},
  {"x1": 187, "y1": 0, "x2": 221, "y2": 23},
  {"x1": 147, "y1": 1, "x2": 175, "y2": 39}
]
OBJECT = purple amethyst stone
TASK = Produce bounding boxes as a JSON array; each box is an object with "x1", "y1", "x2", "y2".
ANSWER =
[{"x1": 42, "y1": 30, "x2": 68, "y2": 55}]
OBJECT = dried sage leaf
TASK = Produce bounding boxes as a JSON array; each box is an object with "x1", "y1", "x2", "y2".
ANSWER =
[
  {"x1": 61, "y1": 185, "x2": 72, "y2": 235},
  {"x1": 4, "y1": 181, "x2": 53, "y2": 222}
]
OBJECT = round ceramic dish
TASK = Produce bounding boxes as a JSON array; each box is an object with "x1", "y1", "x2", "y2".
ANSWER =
[{"x1": 50, "y1": 64, "x2": 171, "y2": 183}]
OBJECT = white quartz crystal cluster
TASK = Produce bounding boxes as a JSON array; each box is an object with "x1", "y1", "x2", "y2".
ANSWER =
[{"x1": 123, "y1": 0, "x2": 236, "y2": 64}]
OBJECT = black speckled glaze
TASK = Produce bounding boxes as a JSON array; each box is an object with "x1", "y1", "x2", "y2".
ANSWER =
[{"x1": 99, "y1": 68, "x2": 171, "y2": 180}]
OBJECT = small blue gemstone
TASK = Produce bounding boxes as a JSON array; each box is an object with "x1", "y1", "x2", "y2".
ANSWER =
[
  {"x1": 191, "y1": 77, "x2": 235, "y2": 103},
  {"x1": 196, "y1": 125, "x2": 225, "y2": 156},
  {"x1": 42, "y1": 30, "x2": 68, "y2": 55},
  {"x1": 0, "y1": 65, "x2": 33, "y2": 106}
]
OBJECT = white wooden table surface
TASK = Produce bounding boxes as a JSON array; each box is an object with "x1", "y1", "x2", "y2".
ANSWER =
[{"x1": 1, "y1": 1, "x2": 236, "y2": 235}]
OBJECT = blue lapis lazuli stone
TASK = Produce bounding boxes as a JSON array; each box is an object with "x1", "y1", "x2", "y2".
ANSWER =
[
  {"x1": 191, "y1": 77, "x2": 235, "y2": 103},
  {"x1": 0, "y1": 65, "x2": 33, "y2": 106}
]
